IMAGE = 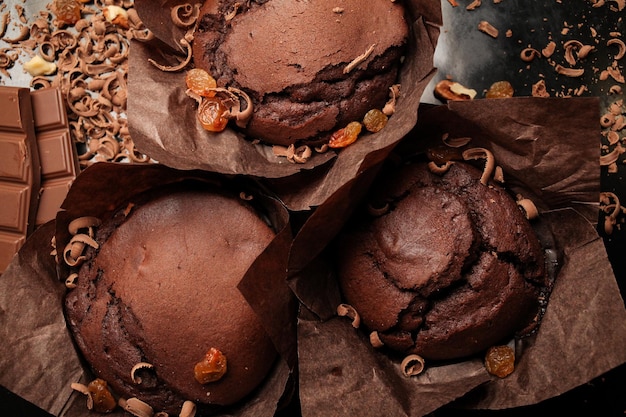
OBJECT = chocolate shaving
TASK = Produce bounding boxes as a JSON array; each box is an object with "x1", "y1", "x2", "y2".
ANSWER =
[
  {"x1": 606, "y1": 130, "x2": 620, "y2": 145},
  {"x1": 555, "y1": 64, "x2": 584, "y2": 77},
  {"x1": 0, "y1": 11, "x2": 9, "y2": 38},
  {"x1": 1, "y1": 1, "x2": 153, "y2": 167},
  {"x1": 600, "y1": 144, "x2": 625, "y2": 166},
  {"x1": 224, "y1": 2, "x2": 243, "y2": 21},
  {"x1": 600, "y1": 192, "x2": 624, "y2": 234},
  {"x1": 466, "y1": 0, "x2": 482, "y2": 10},
  {"x1": 4, "y1": 25, "x2": 29, "y2": 43},
  {"x1": 343, "y1": 43, "x2": 377, "y2": 74},
  {"x1": 541, "y1": 41, "x2": 556, "y2": 58},
  {"x1": 563, "y1": 40, "x2": 583, "y2": 66},
  {"x1": 126, "y1": 8, "x2": 144, "y2": 29},
  {"x1": 521, "y1": 47, "x2": 540, "y2": 62},
  {"x1": 0, "y1": 48, "x2": 17, "y2": 78},
  {"x1": 608, "y1": 38, "x2": 626, "y2": 60},
  {"x1": 383, "y1": 84, "x2": 401, "y2": 116},
  {"x1": 600, "y1": 61, "x2": 625, "y2": 83},
  {"x1": 272, "y1": 144, "x2": 313, "y2": 164},
  {"x1": 171, "y1": 3, "x2": 201, "y2": 28},
  {"x1": 561, "y1": 40, "x2": 595, "y2": 67},
  {"x1": 51, "y1": 29, "x2": 77, "y2": 50},
  {"x1": 478, "y1": 20, "x2": 499, "y2": 38},
  {"x1": 443, "y1": 135, "x2": 472, "y2": 148}
]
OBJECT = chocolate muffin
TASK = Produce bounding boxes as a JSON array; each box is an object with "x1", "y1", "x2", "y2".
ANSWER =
[
  {"x1": 63, "y1": 183, "x2": 278, "y2": 415},
  {"x1": 192, "y1": 0, "x2": 409, "y2": 146},
  {"x1": 335, "y1": 161, "x2": 548, "y2": 361}
]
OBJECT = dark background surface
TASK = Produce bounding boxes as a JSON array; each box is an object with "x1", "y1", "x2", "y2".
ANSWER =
[{"x1": 2, "y1": 0, "x2": 626, "y2": 416}]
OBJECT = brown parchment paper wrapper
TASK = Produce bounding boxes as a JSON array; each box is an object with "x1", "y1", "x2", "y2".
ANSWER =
[
  {"x1": 128, "y1": 0, "x2": 442, "y2": 211},
  {"x1": 291, "y1": 97, "x2": 626, "y2": 416},
  {"x1": 0, "y1": 162, "x2": 296, "y2": 417}
]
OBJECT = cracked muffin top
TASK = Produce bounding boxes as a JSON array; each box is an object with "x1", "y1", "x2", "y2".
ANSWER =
[
  {"x1": 335, "y1": 161, "x2": 548, "y2": 361},
  {"x1": 192, "y1": 0, "x2": 409, "y2": 146}
]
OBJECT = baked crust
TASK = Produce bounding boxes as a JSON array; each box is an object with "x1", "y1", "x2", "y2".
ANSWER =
[
  {"x1": 193, "y1": 0, "x2": 409, "y2": 146},
  {"x1": 64, "y1": 185, "x2": 277, "y2": 414},
  {"x1": 336, "y1": 162, "x2": 547, "y2": 361}
]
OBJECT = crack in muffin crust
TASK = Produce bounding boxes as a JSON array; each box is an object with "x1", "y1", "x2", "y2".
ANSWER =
[
  {"x1": 192, "y1": 0, "x2": 409, "y2": 146},
  {"x1": 336, "y1": 161, "x2": 550, "y2": 361}
]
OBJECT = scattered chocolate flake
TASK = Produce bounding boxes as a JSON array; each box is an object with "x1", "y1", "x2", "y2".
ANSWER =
[
  {"x1": 609, "y1": 0, "x2": 626, "y2": 11},
  {"x1": 542, "y1": 41, "x2": 556, "y2": 58},
  {"x1": 600, "y1": 192, "x2": 626, "y2": 234},
  {"x1": 555, "y1": 64, "x2": 585, "y2": 77},
  {"x1": 600, "y1": 61, "x2": 626, "y2": 83},
  {"x1": 466, "y1": 0, "x2": 482, "y2": 11},
  {"x1": 272, "y1": 144, "x2": 314, "y2": 164},
  {"x1": 478, "y1": 20, "x2": 499, "y2": 38},
  {"x1": 0, "y1": 11, "x2": 10, "y2": 39},
  {"x1": 600, "y1": 98, "x2": 626, "y2": 176},
  {"x1": 531, "y1": 79, "x2": 550, "y2": 97},
  {"x1": 607, "y1": 38, "x2": 626, "y2": 60},
  {"x1": 521, "y1": 47, "x2": 541, "y2": 62},
  {"x1": 1, "y1": 0, "x2": 152, "y2": 167}
]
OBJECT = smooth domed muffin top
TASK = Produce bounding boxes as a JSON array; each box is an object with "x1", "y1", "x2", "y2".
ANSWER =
[{"x1": 64, "y1": 186, "x2": 278, "y2": 414}]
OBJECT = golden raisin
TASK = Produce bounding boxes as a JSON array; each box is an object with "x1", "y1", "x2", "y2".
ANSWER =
[
  {"x1": 485, "y1": 81, "x2": 514, "y2": 98},
  {"x1": 87, "y1": 378, "x2": 117, "y2": 413},
  {"x1": 185, "y1": 68, "x2": 217, "y2": 98},
  {"x1": 194, "y1": 347, "x2": 228, "y2": 384},
  {"x1": 484, "y1": 345, "x2": 515, "y2": 378},
  {"x1": 328, "y1": 121, "x2": 362, "y2": 148},
  {"x1": 362, "y1": 109, "x2": 388, "y2": 133},
  {"x1": 53, "y1": 0, "x2": 82, "y2": 25},
  {"x1": 197, "y1": 97, "x2": 229, "y2": 132}
]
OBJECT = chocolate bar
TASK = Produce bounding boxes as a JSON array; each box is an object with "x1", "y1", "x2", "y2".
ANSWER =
[
  {"x1": 31, "y1": 87, "x2": 79, "y2": 226},
  {"x1": 0, "y1": 87, "x2": 41, "y2": 273}
]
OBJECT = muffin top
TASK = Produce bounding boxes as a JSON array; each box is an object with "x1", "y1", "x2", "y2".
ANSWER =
[
  {"x1": 64, "y1": 185, "x2": 277, "y2": 414},
  {"x1": 193, "y1": 0, "x2": 409, "y2": 146},
  {"x1": 336, "y1": 162, "x2": 548, "y2": 361}
]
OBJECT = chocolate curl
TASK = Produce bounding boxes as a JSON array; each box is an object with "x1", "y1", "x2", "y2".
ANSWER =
[{"x1": 134, "y1": 0, "x2": 202, "y2": 53}]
